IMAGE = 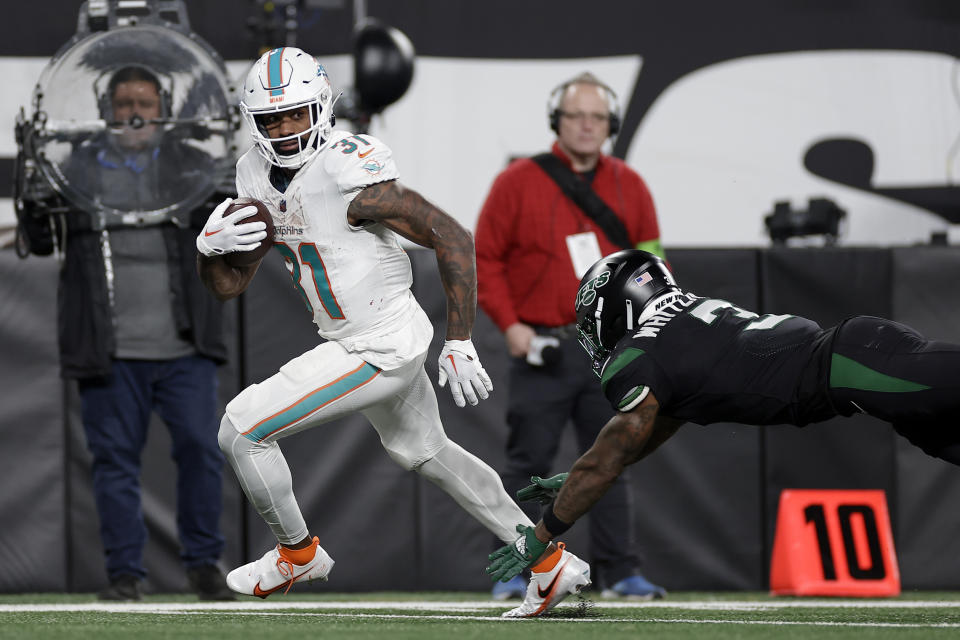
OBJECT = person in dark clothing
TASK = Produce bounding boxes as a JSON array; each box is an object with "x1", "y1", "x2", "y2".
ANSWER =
[
  {"x1": 26, "y1": 65, "x2": 233, "y2": 601},
  {"x1": 486, "y1": 249, "x2": 960, "y2": 582}
]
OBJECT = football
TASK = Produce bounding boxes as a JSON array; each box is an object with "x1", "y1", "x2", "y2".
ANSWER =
[{"x1": 223, "y1": 197, "x2": 274, "y2": 267}]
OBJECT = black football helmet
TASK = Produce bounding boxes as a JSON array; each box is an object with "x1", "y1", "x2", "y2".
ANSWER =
[{"x1": 575, "y1": 250, "x2": 680, "y2": 376}]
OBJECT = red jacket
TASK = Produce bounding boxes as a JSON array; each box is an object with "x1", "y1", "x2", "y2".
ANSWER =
[{"x1": 476, "y1": 143, "x2": 662, "y2": 331}]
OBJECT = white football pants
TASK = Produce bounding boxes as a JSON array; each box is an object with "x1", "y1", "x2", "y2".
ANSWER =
[{"x1": 218, "y1": 339, "x2": 531, "y2": 546}]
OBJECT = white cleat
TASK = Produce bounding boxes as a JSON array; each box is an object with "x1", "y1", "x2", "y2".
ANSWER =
[
  {"x1": 226, "y1": 536, "x2": 334, "y2": 598},
  {"x1": 501, "y1": 543, "x2": 591, "y2": 618}
]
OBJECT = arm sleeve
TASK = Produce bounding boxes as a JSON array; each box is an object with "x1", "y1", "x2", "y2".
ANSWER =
[
  {"x1": 475, "y1": 169, "x2": 520, "y2": 332},
  {"x1": 624, "y1": 169, "x2": 666, "y2": 260}
]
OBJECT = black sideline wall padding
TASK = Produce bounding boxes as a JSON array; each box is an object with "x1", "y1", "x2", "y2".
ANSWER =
[
  {"x1": 1, "y1": 246, "x2": 960, "y2": 593},
  {"x1": 0, "y1": 255, "x2": 64, "y2": 591},
  {"x1": 890, "y1": 247, "x2": 960, "y2": 588}
]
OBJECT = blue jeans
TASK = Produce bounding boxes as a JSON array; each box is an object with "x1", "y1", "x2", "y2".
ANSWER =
[{"x1": 79, "y1": 355, "x2": 226, "y2": 580}]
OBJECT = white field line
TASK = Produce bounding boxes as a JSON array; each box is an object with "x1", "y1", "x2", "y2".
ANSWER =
[
  {"x1": 3, "y1": 599, "x2": 960, "y2": 613},
  {"x1": 3, "y1": 606, "x2": 960, "y2": 629},
  {"x1": 144, "y1": 611, "x2": 960, "y2": 628}
]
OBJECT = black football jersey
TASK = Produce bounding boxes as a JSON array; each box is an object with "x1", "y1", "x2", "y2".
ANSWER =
[{"x1": 601, "y1": 292, "x2": 836, "y2": 426}]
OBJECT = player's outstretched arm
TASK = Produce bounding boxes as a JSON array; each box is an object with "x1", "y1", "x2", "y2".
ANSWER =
[
  {"x1": 486, "y1": 393, "x2": 674, "y2": 580},
  {"x1": 515, "y1": 414, "x2": 683, "y2": 506},
  {"x1": 535, "y1": 393, "x2": 673, "y2": 540},
  {"x1": 348, "y1": 180, "x2": 494, "y2": 407}
]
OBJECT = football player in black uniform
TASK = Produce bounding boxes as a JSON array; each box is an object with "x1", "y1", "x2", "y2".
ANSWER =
[{"x1": 486, "y1": 249, "x2": 960, "y2": 583}]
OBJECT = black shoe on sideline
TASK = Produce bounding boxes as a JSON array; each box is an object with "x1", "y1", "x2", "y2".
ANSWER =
[
  {"x1": 187, "y1": 564, "x2": 236, "y2": 601},
  {"x1": 98, "y1": 574, "x2": 142, "y2": 601}
]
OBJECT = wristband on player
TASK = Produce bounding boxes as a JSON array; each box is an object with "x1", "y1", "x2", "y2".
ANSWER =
[{"x1": 542, "y1": 504, "x2": 573, "y2": 537}]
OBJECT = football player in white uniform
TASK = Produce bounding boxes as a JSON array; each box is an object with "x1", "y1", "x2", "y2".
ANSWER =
[{"x1": 195, "y1": 47, "x2": 590, "y2": 617}]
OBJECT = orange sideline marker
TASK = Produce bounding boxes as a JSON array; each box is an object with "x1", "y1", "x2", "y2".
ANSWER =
[{"x1": 769, "y1": 489, "x2": 900, "y2": 597}]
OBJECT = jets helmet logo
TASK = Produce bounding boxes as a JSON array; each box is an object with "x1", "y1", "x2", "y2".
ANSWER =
[{"x1": 576, "y1": 270, "x2": 611, "y2": 309}]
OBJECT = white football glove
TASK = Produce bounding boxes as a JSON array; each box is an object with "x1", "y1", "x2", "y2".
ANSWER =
[
  {"x1": 196, "y1": 197, "x2": 267, "y2": 257},
  {"x1": 438, "y1": 339, "x2": 494, "y2": 407}
]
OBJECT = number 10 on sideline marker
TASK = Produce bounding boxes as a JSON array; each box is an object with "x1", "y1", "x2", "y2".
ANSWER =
[{"x1": 769, "y1": 489, "x2": 901, "y2": 597}]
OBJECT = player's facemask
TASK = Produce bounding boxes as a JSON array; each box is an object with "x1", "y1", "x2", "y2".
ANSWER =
[
  {"x1": 240, "y1": 47, "x2": 338, "y2": 169},
  {"x1": 576, "y1": 305, "x2": 613, "y2": 378},
  {"x1": 253, "y1": 104, "x2": 324, "y2": 160}
]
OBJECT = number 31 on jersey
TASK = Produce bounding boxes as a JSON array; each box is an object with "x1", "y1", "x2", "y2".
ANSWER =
[{"x1": 275, "y1": 241, "x2": 345, "y2": 320}]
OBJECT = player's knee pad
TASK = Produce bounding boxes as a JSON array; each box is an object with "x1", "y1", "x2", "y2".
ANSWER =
[
  {"x1": 413, "y1": 439, "x2": 448, "y2": 476},
  {"x1": 383, "y1": 433, "x2": 450, "y2": 471},
  {"x1": 217, "y1": 414, "x2": 248, "y2": 459}
]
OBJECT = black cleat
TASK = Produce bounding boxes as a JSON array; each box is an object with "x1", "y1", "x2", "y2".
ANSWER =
[
  {"x1": 98, "y1": 574, "x2": 142, "y2": 601},
  {"x1": 188, "y1": 564, "x2": 236, "y2": 601}
]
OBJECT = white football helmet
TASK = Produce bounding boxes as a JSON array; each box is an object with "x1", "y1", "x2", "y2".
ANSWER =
[{"x1": 240, "y1": 47, "x2": 336, "y2": 169}]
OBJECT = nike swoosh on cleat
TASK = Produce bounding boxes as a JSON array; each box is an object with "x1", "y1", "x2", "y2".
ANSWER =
[
  {"x1": 537, "y1": 560, "x2": 569, "y2": 599},
  {"x1": 252, "y1": 581, "x2": 285, "y2": 599},
  {"x1": 251, "y1": 562, "x2": 323, "y2": 598},
  {"x1": 358, "y1": 148, "x2": 375, "y2": 158}
]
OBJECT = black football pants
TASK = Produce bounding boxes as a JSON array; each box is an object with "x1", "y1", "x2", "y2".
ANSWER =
[{"x1": 829, "y1": 316, "x2": 960, "y2": 465}]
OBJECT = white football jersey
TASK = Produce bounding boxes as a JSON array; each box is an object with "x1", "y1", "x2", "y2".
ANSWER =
[{"x1": 235, "y1": 130, "x2": 432, "y2": 370}]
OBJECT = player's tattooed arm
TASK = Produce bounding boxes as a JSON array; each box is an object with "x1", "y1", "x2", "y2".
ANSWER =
[
  {"x1": 348, "y1": 180, "x2": 476, "y2": 340},
  {"x1": 644, "y1": 415, "x2": 685, "y2": 461},
  {"x1": 196, "y1": 254, "x2": 260, "y2": 301},
  {"x1": 536, "y1": 394, "x2": 676, "y2": 537}
]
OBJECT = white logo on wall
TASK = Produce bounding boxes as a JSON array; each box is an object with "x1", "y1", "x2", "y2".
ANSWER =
[{"x1": 629, "y1": 50, "x2": 960, "y2": 246}]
